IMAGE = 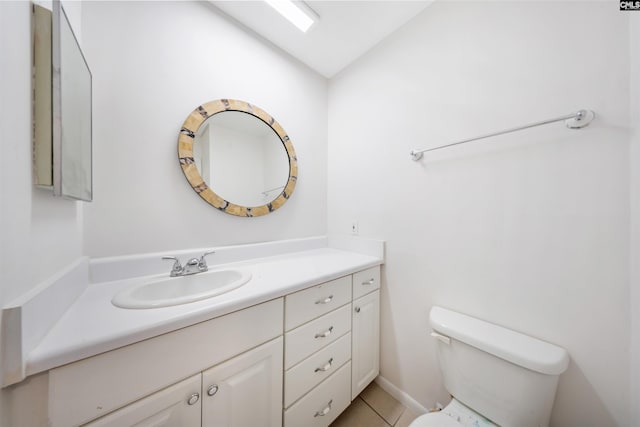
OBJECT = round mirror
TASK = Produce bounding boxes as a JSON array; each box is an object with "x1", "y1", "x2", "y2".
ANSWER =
[{"x1": 178, "y1": 99, "x2": 297, "y2": 217}]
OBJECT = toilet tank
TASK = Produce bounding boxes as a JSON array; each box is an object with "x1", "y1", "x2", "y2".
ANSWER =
[{"x1": 430, "y1": 306, "x2": 569, "y2": 427}]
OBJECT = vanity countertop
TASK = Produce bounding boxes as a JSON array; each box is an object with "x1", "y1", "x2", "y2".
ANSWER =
[{"x1": 26, "y1": 247, "x2": 382, "y2": 376}]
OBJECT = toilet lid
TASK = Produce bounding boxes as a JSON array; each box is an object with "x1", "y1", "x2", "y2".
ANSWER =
[{"x1": 409, "y1": 412, "x2": 460, "y2": 427}]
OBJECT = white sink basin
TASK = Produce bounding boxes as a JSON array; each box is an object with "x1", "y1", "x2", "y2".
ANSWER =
[{"x1": 112, "y1": 269, "x2": 252, "y2": 309}]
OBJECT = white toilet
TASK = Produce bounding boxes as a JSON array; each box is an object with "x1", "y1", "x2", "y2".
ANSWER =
[{"x1": 410, "y1": 306, "x2": 569, "y2": 427}]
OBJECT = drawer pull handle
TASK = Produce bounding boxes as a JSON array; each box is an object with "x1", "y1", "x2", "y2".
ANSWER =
[
  {"x1": 315, "y1": 295, "x2": 334, "y2": 305},
  {"x1": 207, "y1": 385, "x2": 219, "y2": 396},
  {"x1": 314, "y1": 326, "x2": 334, "y2": 339},
  {"x1": 314, "y1": 358, "x2": 334, "y2": 373},
  {"x1": 362, "y1": 278, "x2": 375, "y2": 285},
  {"x1": 187, "y1": 393, "x2": 200, "y2": 405},
  {"x1": 314, "y1": 399, "x2": 333, "y2": 417}
]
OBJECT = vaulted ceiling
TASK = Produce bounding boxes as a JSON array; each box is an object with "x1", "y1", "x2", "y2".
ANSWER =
[{"x1": 210, "y1": 1, "x2": 432, "y2": 78}]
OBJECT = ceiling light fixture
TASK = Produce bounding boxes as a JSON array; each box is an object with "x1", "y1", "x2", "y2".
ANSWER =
[{"x1": 263, "y1": 0, "x2": 318, "y2": 33}]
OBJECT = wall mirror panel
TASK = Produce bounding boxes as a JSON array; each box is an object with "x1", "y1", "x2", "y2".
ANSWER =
[
  {"x1": 33, "y1": 1, "x2": 93, "y2": 201},
  {"x1": 178, "y1": 100, "x2": 297, "y2": 217},
  {"x1": 55, "y1": 0, "x2": 92, "y2": 200}
]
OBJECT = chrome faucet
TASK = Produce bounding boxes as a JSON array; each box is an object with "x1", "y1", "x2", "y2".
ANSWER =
[{"x1": 162, "y1": 250, "x2": 215, "y2": 277}]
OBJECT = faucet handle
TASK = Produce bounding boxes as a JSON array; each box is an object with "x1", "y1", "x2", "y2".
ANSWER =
[
  {"x1": 162, "y1": 256, "x2": 183, "y2": 276},
  {"x1": 198, "y1": 250, "x2": 215, "y2": 269}
]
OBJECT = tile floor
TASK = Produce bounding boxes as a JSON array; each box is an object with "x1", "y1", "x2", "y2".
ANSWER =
[{"x1": 330, "y1": 382, "x2": 422, "y2": 427}]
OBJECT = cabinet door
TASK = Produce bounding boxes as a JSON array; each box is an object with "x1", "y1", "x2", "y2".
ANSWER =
[
  {"x1": 351, "y1": 290, "x2": 380, "y2": 399},
  {"x1": 202, "y1": 337, "x2": 283, "y2": 427},
  {"x1": 84, "y1": 374, "x2": 201, "y2": 427}
]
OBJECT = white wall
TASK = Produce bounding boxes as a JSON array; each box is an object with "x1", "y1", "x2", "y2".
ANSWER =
[
  {"x1": 1, "y1": 1, "x2": 326, "y2": 423},
  {"x1": 328, "y1": 2, "x2": 631, "y2": 425},
  {"x1": 0, "y1": 1, "x2": 84, "y2": 424},
  {"x1": 81, "y1": 1, "x2": 328, "y2": 258},
  {"x1": 630, "y1": 12, "x2": 640, "y2": 427},
  {"x1": 0, "y1": 0, "x2": 85, "y2": 312}
]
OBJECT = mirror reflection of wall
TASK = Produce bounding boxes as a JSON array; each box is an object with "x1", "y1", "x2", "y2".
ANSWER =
[
  {"x1": 194, "y1": 112, "x2": 289, "y2": 207},
  {"x1": 59, "y1": 3, "x2": 92, "y2": 200},
  {"x1": 179, "y1": 99, "x2": 297, "y2": 217}
]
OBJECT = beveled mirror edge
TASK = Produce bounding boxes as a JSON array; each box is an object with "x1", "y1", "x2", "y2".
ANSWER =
[
  {"x1": 33, "y1": 4, "x2": 54, "y2": 188},
  {"x1": 178, "y1": 99, "x2": 298, "y2": 217}
]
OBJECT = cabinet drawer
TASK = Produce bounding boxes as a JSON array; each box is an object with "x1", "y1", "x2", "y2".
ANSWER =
[
  {"x1": 285, "y1": 276, "x2": 352, "y2": 331},
  {"x1": 285, "y1": 304, "x2": 351, "y2": 369},
  {"x1": 284, "y1": 332, "x2": 351, "y2": 408},
  {"x1": 353, "y1": 266, "x2": 380, "y2": 300},
  {"x1": 284, "y1": 362, "x2": 351, "y2": 427}
]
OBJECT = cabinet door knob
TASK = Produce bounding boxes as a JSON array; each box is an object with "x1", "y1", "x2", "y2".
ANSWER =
[
  {"x1": 314, "y1": 399, "x2": 333, "y2": 417},
  {"x1": 207, "y1": 385, "x2": 219, "y2": 396},
  {"x1": 314, "y1": 326, "x2": 334, "y2": 339},
  {"x1": 314, "y1": 358, "x2": 334, "y2": 373},
  {"x1": 315, "y1": 295, "x2": 334, "y2": 305},
  {"x1": 355, "y1": 306, "x2": 361, "y2": 313},
  {"x1": 187, "y1": 393, "x2": 200, "y2": 405}
]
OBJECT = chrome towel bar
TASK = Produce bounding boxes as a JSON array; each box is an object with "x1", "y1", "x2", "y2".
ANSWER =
[{"x1": 410, "y1": 109, "x2": 595, "y2": 161}]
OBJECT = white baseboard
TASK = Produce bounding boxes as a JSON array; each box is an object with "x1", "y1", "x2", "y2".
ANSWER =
[{"x1": 374, "y1": 374, "x2": 429, "y2": 415}]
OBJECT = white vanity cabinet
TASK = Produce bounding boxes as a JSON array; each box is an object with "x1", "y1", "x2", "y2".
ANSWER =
[
  {"x1": 46, "y1": 265, "x2": 381, "y2": 427},
  {"x1": 283, "y1": 276, "x2": 353, "y2": 426},
  {"x1": 84, "y1": 374, "x2": 202, "y2": 427},
  {"x1": 49, "y1": 299, "x2": 283, "y2": 427},
  {"x1": 282, "y1": 266, "x2": 381, "y2": 427},
  {"x1": 351, "y1": 267, "x2": 381, "y2": 399},
  {"x1": 351, "y1": 290, "x2": 380, "y2": 399},
  {"x1": 85, "y1": 337, "x2": 283, "y2": 427}
]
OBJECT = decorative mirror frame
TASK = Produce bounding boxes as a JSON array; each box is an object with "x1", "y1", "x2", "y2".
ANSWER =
[{"x1": 178, "y1": 99, "x2": 298, "y2": 217}]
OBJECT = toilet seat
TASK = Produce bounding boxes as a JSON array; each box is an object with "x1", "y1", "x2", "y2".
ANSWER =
[
  {"x1": 409, "y1": 398, "x2": 498, "y2": 427},
  {"x1": 409, "y1": 412, "x2": 460, "y2": 427}
]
